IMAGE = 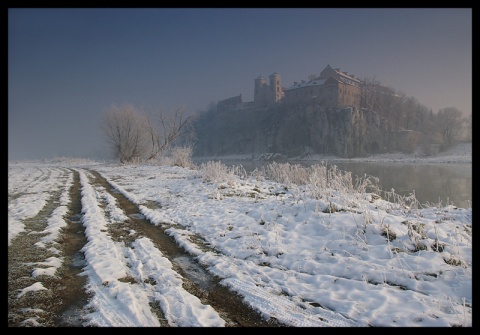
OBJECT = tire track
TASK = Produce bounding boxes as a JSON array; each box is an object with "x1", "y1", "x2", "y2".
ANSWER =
[
  {"x1": 8, "y1": 165, "x2": 46, "y2": 197},
  {"x1": 8, "y1": 169, "x2": 91, "y2": 327},
  {"x1": 88, "y1": 169, "x2": 286, "y2": 327},
  {"x1": 52, "y1": 169, "x2": 91, "y2": 326},
  {"x1": 77, "y1": 169, "x2": 164, "y2": 327},
  {"x1": 8, "y1": 183, "x2": 66, "y2": 326},
  {"x1": 8, "y1": 167, "x2": 71, "y2": 246},
  {"x1": 92, "y1": 169, "x2": 365, "y2": 327},
  {"x1": 223, "y1": 278, "x2": 361, "y2": 327}
]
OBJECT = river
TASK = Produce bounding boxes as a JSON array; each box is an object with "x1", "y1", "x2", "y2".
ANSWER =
[{"x1": 194, "y1": 159, "x2": 472, "y2": 209}]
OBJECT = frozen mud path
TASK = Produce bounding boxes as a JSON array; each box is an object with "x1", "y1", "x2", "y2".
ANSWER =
[
  {"x1": 8, "y1": 169, "x2": 90, "y2": 327},
  {"x1": 82, "y1": 169, "x2": 285, "y2": 327},
  {"x1": 9, "y1": 167, "x2": 279, "y2": 327}
]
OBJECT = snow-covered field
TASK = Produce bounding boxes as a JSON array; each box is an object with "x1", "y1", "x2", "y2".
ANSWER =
[{"x1": 8, "y1": 148, "x2": 472, "y2": 327}]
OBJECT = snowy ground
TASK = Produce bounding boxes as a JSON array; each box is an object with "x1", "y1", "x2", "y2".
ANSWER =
[{"x1": 8, "y1": 149, "x2": 472, "y2": 327}]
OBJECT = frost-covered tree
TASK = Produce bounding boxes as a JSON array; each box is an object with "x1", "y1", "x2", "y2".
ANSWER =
[
  {"x1": 102, "y1": 104, "x2": 196, "y2": 163},
  {"x1": 436, "y1": 107, "x2": 464, "y2": 148},
  {"x1": 144, "y1": 105, "x2": 196, "y2": 161},
  {"x1": 102, "y1": 104, "x2": 149, "y2": 163}
]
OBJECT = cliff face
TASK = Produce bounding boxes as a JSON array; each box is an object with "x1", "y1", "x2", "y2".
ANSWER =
[{"x1": 192, "y1": 103, "x2": 395, "y2": 158}]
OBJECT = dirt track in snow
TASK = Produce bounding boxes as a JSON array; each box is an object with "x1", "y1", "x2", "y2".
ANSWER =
[{"x1": 8, "y1": 168, "x2": 286, "y2": 327}]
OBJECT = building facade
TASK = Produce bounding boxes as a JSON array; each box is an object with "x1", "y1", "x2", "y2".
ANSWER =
[
  {"x1": 283, "y1": 65, "x2": 362, "y2": 109},
  {"x1": 217, "y1": 94, "x2": 243, "y2": 111},
  {"x1": 217, "y1": 65, "x2": 381, "y2": 111}
]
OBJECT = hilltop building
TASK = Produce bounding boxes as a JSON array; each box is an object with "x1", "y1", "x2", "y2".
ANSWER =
[
  {"x1": 216, "y1": 65, "x2": 389, "y2": 111},
  {"x1": 217, "y1": 94, "x2": 244, "y2": 111},
  {"x1": 283, "y1": 65, "x2": 362, "y2": 109},
  {"x1": 253, "y1": 72, "x2": 284, "y2": 108}
]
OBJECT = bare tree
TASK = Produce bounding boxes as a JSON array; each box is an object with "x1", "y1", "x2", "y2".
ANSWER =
[
  {"x1": 436, "y1": 107, "x2": 464, "y2": 148},
  {"x1": 375, "y1": 85, "x2": 396, "y2": 120},
  {"x1": 402, "y1": 96, "x2": 419, "y2": 130},
  {"x1": 360, "y1": 76, "x2": 381, "y2": 111},
  {"x1": 462, "y1": 113, "x2": 472, "y2": 142},
  {"x1": 102, "y1": 104, "x2": 149, "y2": 163},
  {"x1": 144, "y1": 105, "x2": 196, "y2": 161},
  {"x1": 102, "y1": 104, "x2": 196, "y2": 163}
]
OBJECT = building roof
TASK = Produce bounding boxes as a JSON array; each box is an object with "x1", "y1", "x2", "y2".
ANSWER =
[
  {"x1": 284, "y1": 78, "x2": 327, "y2": 91},
  {"x1": 333, "y1": 69, "x2": 361, "y2": 86}
]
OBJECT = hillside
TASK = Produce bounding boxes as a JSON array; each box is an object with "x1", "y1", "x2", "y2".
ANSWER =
[{"x1": 192, "y1": 103, "x2": 457, "y2": 159}]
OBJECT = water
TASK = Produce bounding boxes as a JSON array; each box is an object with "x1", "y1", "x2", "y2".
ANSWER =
[
  {"x1": 173, "y1": 255, "x2": 214, "y2": 291},
  {"x1": 199, "y1": 159, "x2": 472, "y2": 209},
  {"x1": 329, "y1": 161, "x2": 471, "y2": 208}
]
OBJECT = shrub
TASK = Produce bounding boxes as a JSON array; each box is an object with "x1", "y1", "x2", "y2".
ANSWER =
[
  {"x1": 154, "y1": 145, "x2": 193, "y2": 167},
  {"x1": 170, "y1": 146, "x2": 193, "y2": 168},
  {"x1": 199, "y1": 161, "x2": 241, "y2": 185}
]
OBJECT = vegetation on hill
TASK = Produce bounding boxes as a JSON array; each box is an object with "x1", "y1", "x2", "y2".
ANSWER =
[{"x1": 192, "y1": 98, "x2": 471, "y2": 159}]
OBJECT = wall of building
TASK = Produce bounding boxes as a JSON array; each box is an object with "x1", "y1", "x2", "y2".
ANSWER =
[
  {"x1": 217, "y1": 94, "x2": 243, "y2": 111},
  {"x1": 283, "y1": 66, "x2": 362, "y2": 109},
  {"x1": 269, "y1": 72, "x2": 284, "y2": 103},
  {"x1": 337, "y1": 81, "x2": 361, "y2": 108}
]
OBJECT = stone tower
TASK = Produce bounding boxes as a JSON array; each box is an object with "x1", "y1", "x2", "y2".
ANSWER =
[
  {"x1": 269, "y1": 72, "x2": 284, "y2": 103},
  {"x1": 254, "y1": 73, "x2": 283, "y2": 108}
]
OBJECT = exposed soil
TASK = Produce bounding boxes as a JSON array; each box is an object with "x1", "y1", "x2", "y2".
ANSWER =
[{"x1": 8, "y1": 170, "x2": 90, "y2": 327}]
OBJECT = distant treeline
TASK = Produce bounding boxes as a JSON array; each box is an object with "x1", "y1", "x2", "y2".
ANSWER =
[{"x1": 191, "y1": 98, "x2": 471, "y2": 158}]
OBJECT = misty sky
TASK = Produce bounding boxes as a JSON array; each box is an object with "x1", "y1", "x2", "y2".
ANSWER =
[{"x1": 8, "y1": 8, "x2": 472, "y2": 160}]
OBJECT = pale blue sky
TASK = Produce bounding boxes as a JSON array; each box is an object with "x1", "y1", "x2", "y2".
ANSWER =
[{"x1": 8, "y1": 8, "x2": 472, "y2": 160}]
